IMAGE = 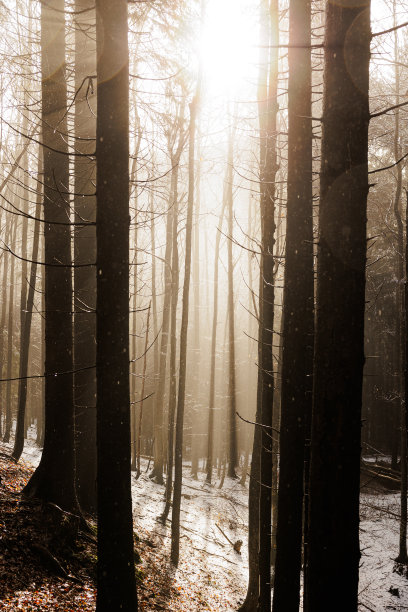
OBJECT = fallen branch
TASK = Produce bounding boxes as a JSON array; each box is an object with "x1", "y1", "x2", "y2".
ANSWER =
[{"x1": 215, "y1": 523, "x2": 242, "y2": 554}]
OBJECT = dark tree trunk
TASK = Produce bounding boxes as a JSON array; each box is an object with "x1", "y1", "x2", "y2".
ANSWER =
[
  {"x1": 403, "y1": 187, "x2": 408, "y2": 565},
  {"x1": 305, "y1": 2, "x2": 370, "y2": 610},
  {"x1": 272, "y1": 0, "x2": 313, "y2": 608},
  {"x1": 258, "y1": 0, "x2": 278, "y2": 609},
  {"x1": 95, "y1": 0, "x2": 137, "y2": 609},
  {"x1": 73, "y1": 0, "x2": 97, "y2": 515},
  {"x1": 392, "y1": 4, "x2": 408, "y2": 564},
  {"x1": 240, "y1": 3, "x2": 278, "y2": 608},
  {"x1": 23, "y1": 0, "x2": 77, "y2": 512},
  {"x1": 238, "y1": 384, "x2": 261, "y2": 612}
]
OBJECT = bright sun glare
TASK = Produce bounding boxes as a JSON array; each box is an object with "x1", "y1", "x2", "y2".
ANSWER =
[{"x1": 199, "y1": 0, "x2": 259, "y2": 97}]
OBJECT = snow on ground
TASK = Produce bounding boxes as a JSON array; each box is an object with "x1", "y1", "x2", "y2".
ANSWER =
[
  {"x1": 359, "y1": 492, "x2": 408, "y2": 611},
  {"x1": 7, "y1": 427, "x2": 408, "y2": 611},
  {"x1": 132, "y1": 461, "x2": 248, "y2": 610}
]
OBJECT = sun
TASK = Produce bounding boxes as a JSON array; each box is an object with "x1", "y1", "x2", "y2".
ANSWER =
[{"x1": 199, "y1": 0, "x2": 259, "y2": 98}]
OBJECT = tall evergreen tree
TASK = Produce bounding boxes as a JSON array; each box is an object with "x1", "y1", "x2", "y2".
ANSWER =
[
  {"x1": 305, "y1": 1, "x2": 371, "y2": 610},
  {"x1": 23, "y1": 0, "x2": 78, "y2": 512},
  {"x1": 95, "y1": 0, "x2": 137, "y2": 608},
  {"x1": 73, "y1": 0, "x2": 97, "y2": 514},
  {"x1": 258, "y1": 0, "x2": 279, "y2": 609},
  {"x1": 272, "y1": 0, "x2": 313, "y2": 608}
]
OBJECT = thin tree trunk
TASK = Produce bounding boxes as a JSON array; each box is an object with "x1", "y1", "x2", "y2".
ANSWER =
[
  {"x1": 190, "y1": 146, "x2": 201, "y2": 479},
  {"x1": 161, "y1": 183, "x2": 179, "y2": 522},
  {"x1": 136, "y1": 302, "x2": 151, "y2": 478},
  {"x1": 171, "y1": 96, "x2": 197, "y2": 567},
  {"x1": 0, "y1": 217, "x2": 11, "y2": 437},
  {"x1": 131, "y1": 212, "x2": 138, "y2": 470},
  {"x1": 3, "y1": 218, "x2": 17, "y2": 443},
  {"x1": 12, "y1": 151, "x2": 43, "y2": 461},
  {"x1": 226, "y1": 122, "x2": 238, "y2": 480},
  {"x1": 206, "y1": 197, "x2": 227, "y2": 484},
  {"x1": 151, "y1": 173, "x2": 175, "y2": 483}
]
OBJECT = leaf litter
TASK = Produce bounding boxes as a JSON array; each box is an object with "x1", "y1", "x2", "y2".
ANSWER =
[{"x1": 1, "y1": 429, "x2": 408, "y2": 610}]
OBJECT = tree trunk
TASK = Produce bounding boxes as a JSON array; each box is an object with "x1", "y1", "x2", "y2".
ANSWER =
[
  {"x1": 136, "y1": 302, "x2": 151, "y2": 478},
  {"x1": 3, "y1": 218, "x2": 17, "y2": 443},
  {"x1": 226, "y1": 123, "x2": 238, "y2": 480},
  {"x1": 73, "y1": 0, "x2": 97, "y2": 514},
  {"x1": 23, "y1": 0, "x2": 77, "y2": 512},
  {"x1": 0, "y1": 217, "x2": 11, "y2": 437},
  {"x1": 151, "y1": 167, "x2": 176, "y2": 484},
  {"x1": 190, "y1": 147, "x2": 201, "y2": 480},
  {"x1": 258, "y1": 0, "x2": 278, "y2": 609},
  {"x1": 272, "y1": 0, "x2": 313, "y2": 607},
  {"x1": 171, "y1": 96, "x2": 197, "y2": 567},
  {"x1": 161, "y1": 171, "x2": 179, "y2": 522},
  {"x1": 305, "y1": 2, "x2": 370, "y2": 610},
  {"x1": 12, "y1": 151, "x2": 43, "y2": 461},
  {"x1": 206, "y1": 196, "x2": 227, "y2": 484},
  {"x1": 95, "y1": 0, "x2": 137, "y2": 608}
]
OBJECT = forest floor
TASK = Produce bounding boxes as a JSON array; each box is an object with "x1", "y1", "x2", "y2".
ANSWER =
[{"x1": 0, "y1": 433, "x2": 408, "y2": 611}]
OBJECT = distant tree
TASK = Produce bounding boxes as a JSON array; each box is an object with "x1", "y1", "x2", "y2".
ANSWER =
[
  {"x1": 150, "y1": 112, "x2": 183, "y2": 484},
  {"x1": 305, "y1": 1, "x2": 371, "y2": 609},
  {"x1": 3, "y1": 217, "x2": 17, "y2": 444},
  {"x1": 161, "y1": 100, "x2": 185, "y2": 521},
  {"x1": 95, "y1": 0, "x2": 137, "y2": 609},
  {"x1": 12, "y1": 150, "x2": 43, "y2": 462},
  {"x1": 206, "y1": 193, "x2": 227, "y2": 484},
  {"x1": 226, "y1": 121, "x2": 238, "y2": 480},
  {"x1": 171, "y1": 94, "x2": 198, "y2": 567},
  {"x1": 0, "y1": 216, "x2": 11, "y2": 437}
]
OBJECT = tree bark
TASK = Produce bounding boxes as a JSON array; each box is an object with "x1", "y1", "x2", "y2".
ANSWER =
[
  {"x1": 95, "y1": 0, "x2": 137, "y2": 608},
  {"x1": 23, "y1": 0, "x2": 77, "y2": 512},
  {"x1": 272, "y1": 0, "x2": 313, "y2": 608},
  {"x1": 392, "y1": 1, "x2": 408, "y2": 564},
  {"x1": 305, "y1": 2, "x2": 371, "y2": 610},
  {"x1": 73, "y1": 0, "x2": 97, "y2": 514},
  {"x1": 258, "y1": 0, "x2": 278, "y2": 609}
]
